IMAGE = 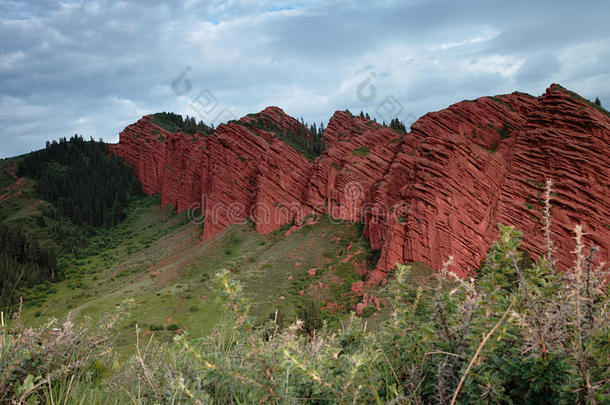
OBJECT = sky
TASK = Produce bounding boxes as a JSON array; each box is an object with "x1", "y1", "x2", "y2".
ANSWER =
[{"x1": 1, "y1": 0, "x2": 609, "y2": 158}]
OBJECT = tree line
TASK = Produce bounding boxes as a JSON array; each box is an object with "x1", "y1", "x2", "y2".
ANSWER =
[
  {"x1": 0, "y1": 223, "x2": 58, "y2": 309},
  {"x1": 0, "y1": 135, "x2": 143, "y2": 308},
  {"x1": 243, "y1": 114, "x2": 326, "y2": 161},
  {"x1": 358, "y1": 110, "x2": 407, "y2": 132},
  {"x1": 18, "y1": 135, "x2": 142, "y2": 229},
  {"x1": 278, "y1": 118, "x2": 325, "y2": 161},
  {"x1": 151, "y1": 112, "x2": 214, "y2": 135}
]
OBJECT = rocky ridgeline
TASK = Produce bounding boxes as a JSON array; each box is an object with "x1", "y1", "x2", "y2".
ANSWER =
[{"x1": 113, "y1": 85, "x2": 609, "y2": 284}]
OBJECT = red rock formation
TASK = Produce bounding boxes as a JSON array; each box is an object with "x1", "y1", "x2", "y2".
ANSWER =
[
  {"x1": 306, "y1": 111, "x2": 404, "y2": 222},
  {"x1": 114, "y1": 107, "x2": 315, "y2": 238},
  {"x1": 495, "y1": 85, "x2": 610, "y2": 272},
  {"x1": 201, "y1": 107, "x2": 314, "y2": 238},
  {"x1": 254, "y1": 138, "x2": 313, "y2": 234},
  {"x1": 367, "y1": 92, "x2": 539, "y2": 280},
  {"x1": 111, "y1": 117, "x2": 168, "y2": 195},
  {"x1": 113, "y1": 85, "x2": 610, "y2": 283}
]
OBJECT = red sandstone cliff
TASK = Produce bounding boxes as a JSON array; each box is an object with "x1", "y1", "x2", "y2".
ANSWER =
[{"x1": 113, "y1": 85, "x2": 610, "y2": 282}]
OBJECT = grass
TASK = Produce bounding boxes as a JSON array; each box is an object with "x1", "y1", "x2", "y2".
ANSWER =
[
  {"x1": 9, "y1": 194, "x2": 384, "y2": 355},
  {"x1": 489, "y1": 96, "x2": 516, "y2": 112},
  {"x1": 554, "y1": 84, "x2": 610, "y2": 117},
  {"x1": 1, "y1": 155, "x2": 413, "y2": 359},
  {"x1": 3, "y1": 218, "x2": 607, "y2": 404},
  {"x1": 351, "y1": 146, "x2": 370, "y2": 157},
  {"x1": 149, "y1": 114, "x2": 181, "y2": 132}
]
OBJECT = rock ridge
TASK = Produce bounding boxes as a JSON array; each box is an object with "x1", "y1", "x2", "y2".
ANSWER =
[{"x1": 113, "y1": 85, "x2": 609, "y2": 283}]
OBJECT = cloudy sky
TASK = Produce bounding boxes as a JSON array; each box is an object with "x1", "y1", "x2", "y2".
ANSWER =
[{"x1": 1, "y1": 0, "x2": 609, "y2": 158}]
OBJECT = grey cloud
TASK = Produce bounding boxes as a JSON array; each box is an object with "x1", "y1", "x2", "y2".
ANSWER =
[
  {"x1": 1, "y1": 0, "x2": 609, "y2": 158},
  {"x1": 515, "y1": 53, "x2": 563, "y2": 84}
]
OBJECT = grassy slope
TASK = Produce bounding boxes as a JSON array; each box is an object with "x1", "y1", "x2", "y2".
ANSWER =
[
  {"x1": 0, "y1": 158, "x2": 46, "y2": 223},
  {"x1": 2, "y1": 192, "x2": 420, "y2": 355},
  {"x1": 1, "y1": 157, "x2": 434, "y2": 355}
]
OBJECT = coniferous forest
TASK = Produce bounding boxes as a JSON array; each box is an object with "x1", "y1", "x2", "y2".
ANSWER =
[
  {"x1": 0, "y1": 224, "x2": 57, "y2": 309},
  {"x1": 0, "y1": 136, "x2": 142, "y2": 309},
  {"x1": 18, "y1": 135, "x2": 142, "y2": 229},
  {"x1": 151, "y1": 112, "x2": 214, "y2": 135},
  {"x1": 241, "y1": 114, "x2": 325, "y2": 160}
]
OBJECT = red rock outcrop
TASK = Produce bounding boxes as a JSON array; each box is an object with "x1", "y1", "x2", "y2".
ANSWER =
[
  {"x1": 306, "y1": 111, "x2": 404, "y2": 222},
  {"x1": 110, "y1": 117, "x2": 168, "y2": 195},
  {"x1": 113, "y1": 85, "x2": 610, "y2": 283},
  {"x1": 495, "y1": 85, "x2": 610, "y2": 272},
  {"x1": 114, "y1": 107, "x2": 315, "y2": 238},
  {"x1": 367, "y1": 92, "x2": 540, "y2": 280}
]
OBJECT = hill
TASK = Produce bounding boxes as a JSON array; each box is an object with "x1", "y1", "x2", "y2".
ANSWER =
[
  {"x1": 0, "y1": 85, "x2": 608, "y2": 403},
  {"x1": 113, "y1": 84, "x2": 610, "y2": 283}
]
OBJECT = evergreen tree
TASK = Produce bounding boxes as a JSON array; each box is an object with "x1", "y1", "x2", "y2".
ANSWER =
[
  {"x1": 0, "y1": 224, "x2": 58, "y2": 309},
  {"x1": 18, "y1": 135, "x2": 142, "y2": 229},
  {"x1": 389, "y1": 118, "x2": 406, "y2": 132},
  {"x1": 151, "y1": 112, "x2": 213, "y2": 135}
]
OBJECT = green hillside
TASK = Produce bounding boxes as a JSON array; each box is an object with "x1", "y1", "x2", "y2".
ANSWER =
[
  {"x1": 0, "y1": 144, "x2": 398, "y2": 355},
  {"x1": 15, "y1": 196, "x2": 398, "y2": 353},
  {"x1": 1, "y1": 139, "x2": 607, "y2": 404}
]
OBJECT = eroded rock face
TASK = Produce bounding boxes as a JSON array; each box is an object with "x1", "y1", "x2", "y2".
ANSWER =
[
  {"x1": 495, "y1": 85, "x2": 610, "y2": 272},
  {"x1": 367, "y1": 92, "x2": 540, "y2": 280},
  {"x1": 111, "y1": 117, "x2": 167, "y2": 195},
  {"x1": 114, "y1": 107, "x2": 315, "y2": 238},
  {"x1": 113, "y1": 85, "x2": 610, "y2": 283},
  {"x1": 306, "y1": 111, "x2": 404, "y2": 223}
]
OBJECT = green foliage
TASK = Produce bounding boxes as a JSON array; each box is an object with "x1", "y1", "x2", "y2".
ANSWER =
[
  {"x1": 351, "y1": 146, "x2": 370, "y2": 157},
  {"x1": 297, "y1": 300, "x2": 323, "y2": 335},
  {"x1": 18, "y1": 135, "x2": 142, "y2": 229},
  {"x1": 243, "y1": 114, "x2": 325, "y2": 161},
  {"x1": 389, "y1": 117, "x2": 406, "y2": 132},
  {"x1": 3, "y1": 137, "x2": 141, "y2": 309},
  {"x1": 0, "y1": 224, "x2": 58, "y2": 309},
  {"x1": 358, "y1": 110, "x2": 371, "y2": 120},
  {"x1": 222, "y1": 231, "x2": 241, "y2": 256},
  {"x1": 0, "y1": 299, "x2": 133, "y2": 403},
  {"x1": 2, "y1": 213, "x2": 608, "y2": 403},
  {"x1": 150, "y1": 112, "x2": 213, "y2": 135}
]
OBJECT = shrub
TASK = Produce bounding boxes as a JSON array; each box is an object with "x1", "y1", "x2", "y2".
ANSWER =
[
  {"x1": 360, "y1": 306, "x2": 375, "y2": 318},
  {"x1": 2, "y1": 182, "x2": 608, "y2": 404},
  {"x1": 0, "y1": 299, "x2": 132, "y2": 403},
  {"x1": 351, "y1": 146, "x2": 370, "y2": 157}
]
